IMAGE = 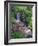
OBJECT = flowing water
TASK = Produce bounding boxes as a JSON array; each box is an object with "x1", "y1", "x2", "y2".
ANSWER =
[{"x1": 16, "y1": 13, "x2": 32, "y2": 37}]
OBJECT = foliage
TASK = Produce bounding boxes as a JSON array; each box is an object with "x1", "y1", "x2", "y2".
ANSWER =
[
  {"x1": 10, "y1": 6, "x2": 32, "y2": 28},
  {"x1": 11, "y1": 32, "x2": 25, "y2": 38},
  {"x1": 10, "y1": 6, "x2": 32, "y2": 38}
]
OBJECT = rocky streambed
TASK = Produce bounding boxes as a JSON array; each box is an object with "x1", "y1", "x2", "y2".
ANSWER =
[{"x1": 11, "y1": 21, "x2": 32, "y2": 38}]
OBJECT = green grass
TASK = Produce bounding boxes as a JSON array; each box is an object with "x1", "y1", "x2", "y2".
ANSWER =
[{"x1": 11, "y1": 31, "x2": 25, "y2": 39}]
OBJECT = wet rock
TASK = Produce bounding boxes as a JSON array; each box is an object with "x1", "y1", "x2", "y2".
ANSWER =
[{"x1": 12, "y1": 21, "x2": 32, "y2": 37}]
